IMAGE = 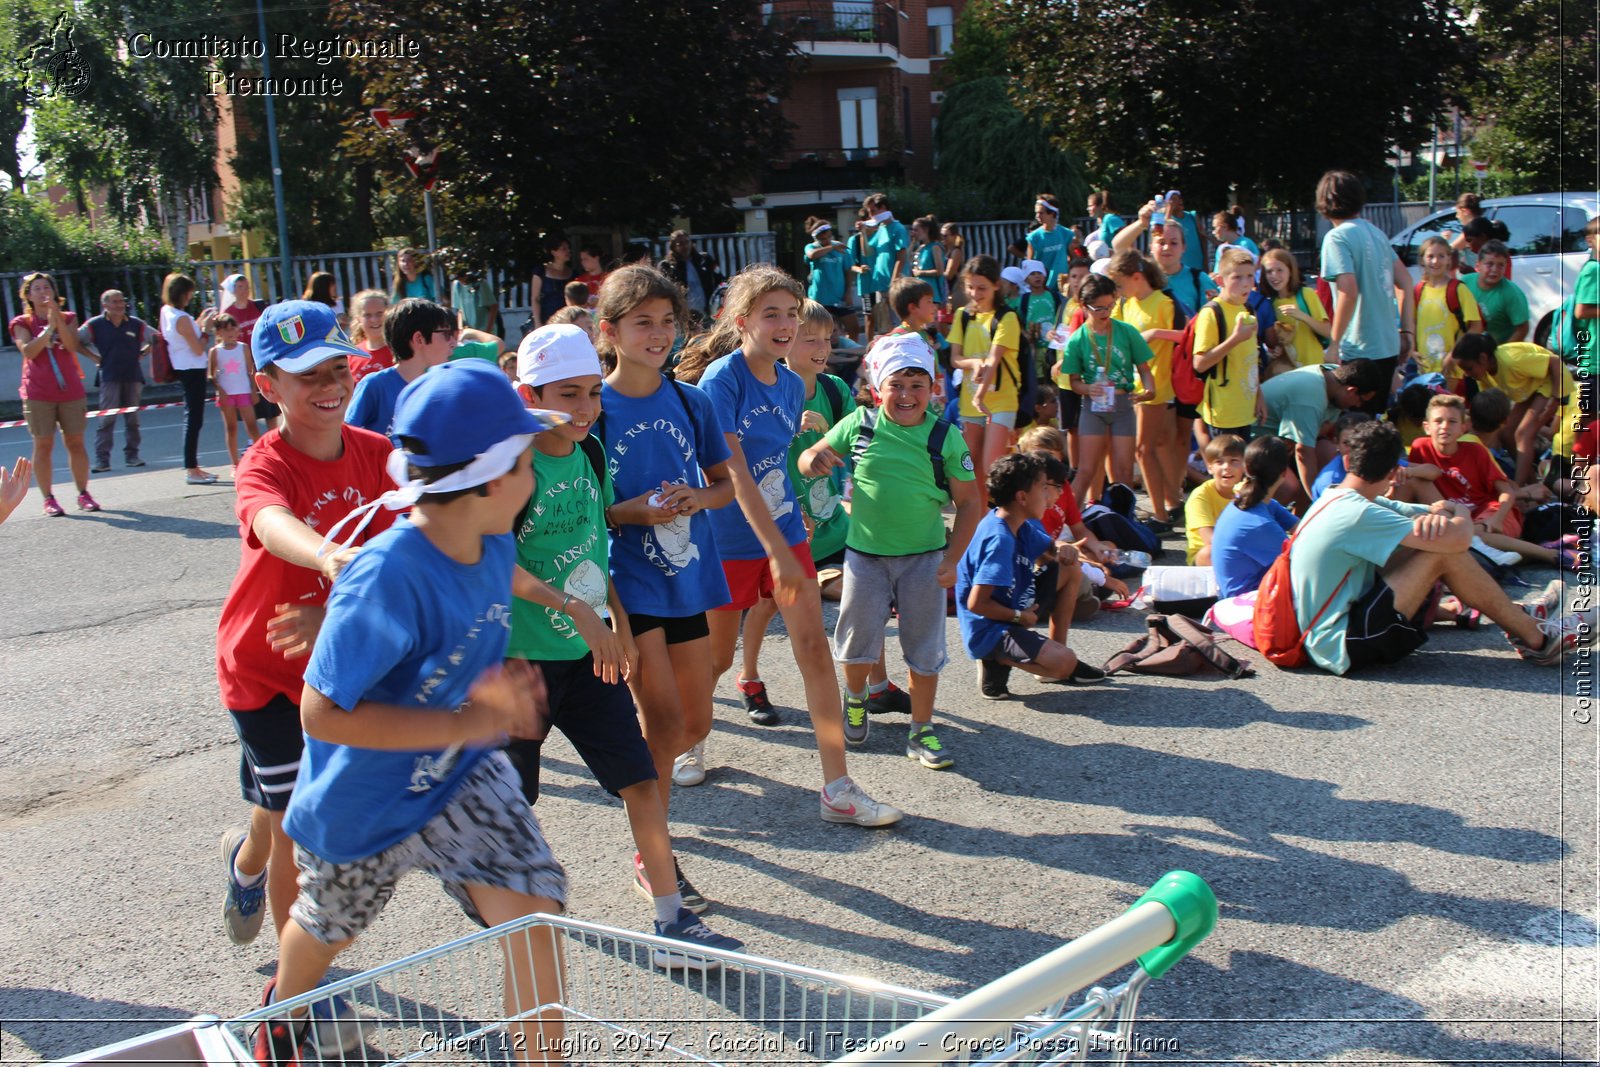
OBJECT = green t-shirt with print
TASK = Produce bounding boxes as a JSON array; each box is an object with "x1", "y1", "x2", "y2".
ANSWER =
[
  {"x1": 1059, "y1": 318, "x2": 1154, "y2": 392},
  {"x1": 508, "y1": 444, "x2": 615, "y2": 662},
  {"x1": 449, "y1": 339, "x2": 502, "y2": 364},
  {"x1": 1462, "y1": 274, "x2": 1529, "y2": 345},
  {"x1": 821, "y1": 406, "x2": 975, "y2": 556},
  {"x1": 790, "y1": 374, "x2": 856, "y2": 562}
]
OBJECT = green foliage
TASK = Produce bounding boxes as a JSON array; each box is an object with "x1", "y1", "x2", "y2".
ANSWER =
[
  {"x1": 877, "y1": 183, "x2": 936, "y2": 222},
  {"x1": 936, "y1": 0, "x2": 1013, "y2": 87},
  {"x1": 934, "y1": 77, "x2": 1088, "y2": 220},
  {"x1": 0, "y1": 189, "x2": 173, "y2": 273},
  {"x1": 1396, "y1": 164, "x2": 1542, "y2": 203}
]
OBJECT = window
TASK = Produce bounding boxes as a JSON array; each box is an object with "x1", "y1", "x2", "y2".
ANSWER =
[
  {"x1": 838, "y1": 87, "x2": 878, "y2": 157},
  {"x1": 1491, "y1": 205, "x2": 1562, "y2": 257},
  {"x1": 1393, "y1": 211, "x2": 1457, "y2": 268},
  {"x1": 1561, "y1": 207, "x2": 1594, "y2": 255},
  {"x1": 928, "y1": 6, "x2": 954, "y2": 54}
]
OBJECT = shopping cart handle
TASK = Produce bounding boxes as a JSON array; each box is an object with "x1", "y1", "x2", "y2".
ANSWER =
[{"x1": 1128, "y1": 869, "x2": 1217, "y2": 979}]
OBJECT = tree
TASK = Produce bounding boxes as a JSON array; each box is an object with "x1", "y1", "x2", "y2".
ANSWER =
[
  {"x1": 1467, "y1": 0, "x2": 1597, "y2": 189},
  {"x1": 329, "y1": 0, "x2": 796, "y2": 267},
  {"x1": 986, "y1": 0, "x2": 1480, "y2": 209}
]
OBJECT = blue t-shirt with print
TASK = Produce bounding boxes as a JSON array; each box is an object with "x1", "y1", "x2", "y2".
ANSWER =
[
  {"x1": 1027, "y1": 226, "x2": 1072, "y2": 286},
  {"x1": 1211, "y1": 499, "x2": 1297, "y2": 599},
  {"x1": 698, "y1": 350, "x2": 807, "y2": 560},
  {"x1": 600, "y1": 375, "x2": 732, "y2": 617},
  {"x1": 346, "y1": 366, "x2": 407, "y2": 437},
  {"x1": 955, "y1": 510, "x2": 1054, "y2": 660},
  {"x1": 288, "y1": 520, "x2": 516, "y2": 864}
]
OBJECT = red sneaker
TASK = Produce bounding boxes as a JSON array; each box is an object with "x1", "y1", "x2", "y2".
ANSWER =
[
  {"x1": 76, "y1": 490, "x2": 101, "y2": 512},
  {"x1": 42, "y1": 495, "x2": 64, "y2": 517}
]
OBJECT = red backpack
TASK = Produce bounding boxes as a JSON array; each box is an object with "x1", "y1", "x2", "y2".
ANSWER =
[
  {"x1": 1253, "y1": 497, "x2": 1353, "y2": 668},
  {"x1": 1170, "y1": 301, "x2": 1227, "y2": 407},
  {"x1": 1412, "y1": 279, "x2": 1466, "y2": 332}
]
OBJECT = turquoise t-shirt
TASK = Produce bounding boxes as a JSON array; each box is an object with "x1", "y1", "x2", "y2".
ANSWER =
[
  {"x1": 916, "y1": 243, "x2": 948, "y2": 304},
  {"x1": 1257, "y1": 364, "x2": 1337, "y2": 447},
  {"x1": 806, "y1": 243, "x2": 853, "y2": 307},
  {"x1": 867, "y1": 221, "x2": 909, "y2": 294},
  {"x1": 1463, "y1": 274, "x2": 1529, "y2": 345},
  {"x1": 1168, "y1": 212, "x2": 1207, "y2": 274},
  {"x1": 789, "y1": 374, "x2": 856, "y2": 562},
  {"x1": 1214, "y1": 235, "x2": 1261, "y2": 271},
  {"x1": 1289, "y1": 489, "x2": 1427, "y2": 675},
  {"x1": 1320, "y1": 218, "x2": 1401, "y2": 362},
  {"x1": 508, "y1": 444, "x2": 615, "y2": 663},
  {"x1": 1027, "y1": 225, "x2": 1071, "y2": 286}
]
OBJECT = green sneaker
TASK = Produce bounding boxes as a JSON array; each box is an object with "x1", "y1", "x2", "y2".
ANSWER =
[
  {"x1": 906, "y1": 725, "x2": 955, "y2": 770},
  {"x1": 842, "y1": 693, "x2": 869, "y2": 745}
]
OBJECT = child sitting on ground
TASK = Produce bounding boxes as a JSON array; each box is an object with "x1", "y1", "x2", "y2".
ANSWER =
[
  {"x1": 1185, "y1": 435, "x2": 1246, "y2": 565},
  {"x1": 957, "y1": 451, "x2": 1108, "y2": 700},
  {"x1": 1211, "y1": 435, "x2": 1298, "y2": 598}
]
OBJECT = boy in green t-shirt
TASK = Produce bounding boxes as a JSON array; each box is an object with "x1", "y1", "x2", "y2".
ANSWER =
[
  {"x1": 507, "y1": 324, "x2": 741, "y2": 967},
  {"x1": 799, "y1": 334, "x2": 983, "y2": 769}
]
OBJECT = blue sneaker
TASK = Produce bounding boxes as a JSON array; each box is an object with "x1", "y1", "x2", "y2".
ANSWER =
[
  {"x1": 221, "y1": 830, "x2": 266, "y2": 945},
  {"x1": 652, "y1": 908, "x2": 743, "y2": 970},
  {"x1": 308, "y1": 989, "x2": 364, "y2": 1055}
]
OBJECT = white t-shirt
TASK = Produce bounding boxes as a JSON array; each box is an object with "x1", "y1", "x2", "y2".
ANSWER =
[
  {"x1": 213, "y1": 341, "x2": 253, "y2": 396},
  {"x1": 160, "y1": 306, "x2": 207, "y2": 370}
]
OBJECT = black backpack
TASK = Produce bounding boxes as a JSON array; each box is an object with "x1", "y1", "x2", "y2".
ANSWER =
[
  {"x1": 816, "y1": 373, "x2": 845, "y2": 427},
  {"x1": 850, "y1": 407, "x2": 956, "y2": 499},
  {"x1": 954, "y1": 305, "x2": 1038, "y2": 430}
]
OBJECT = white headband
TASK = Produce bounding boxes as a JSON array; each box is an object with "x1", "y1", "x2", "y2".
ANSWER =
[
  {"x1": 1036, "y1": 200, "x2": 1060, "y2": 215},
  {"x1": 873, "y1": 210, "x2": 893, "y2": 224},
  {"x1": 316, "y1": 432, "x2": 539, "y2": 557},
  {"x1": 219, "y1": 273, "x2": 245, "y2": 308},
  {"x1": 810, "y1": 223, "x2": 832, "y2": 237}
]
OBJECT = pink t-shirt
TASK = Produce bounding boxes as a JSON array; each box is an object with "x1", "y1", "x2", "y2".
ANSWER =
[{"x1": 9, "y1": 312, "x2": 86, "y2": 403}]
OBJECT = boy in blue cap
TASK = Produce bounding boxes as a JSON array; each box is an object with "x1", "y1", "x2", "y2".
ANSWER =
[{"x1": 253, "y1": 359, "x2": 569, "y2": 1066}]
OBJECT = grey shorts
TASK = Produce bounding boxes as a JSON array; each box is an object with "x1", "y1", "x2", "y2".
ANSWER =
[
  {"x1": 1078, "y1": 393, "x2": 1136, "y2": 437},
  {"x1": 290, "y1": 751, "x2": 567, "y2": 944},
  {"x1": 961, "y1": 409, "x2": 1018, "y2": 429},
  {"x1": 833, "y1": 548, "x2": 949, "y2": 675}
]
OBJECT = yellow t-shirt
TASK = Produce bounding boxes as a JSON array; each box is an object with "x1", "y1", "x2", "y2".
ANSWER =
[
  {"x1": 1487, "y1": 341, "x2": 1572, "y2": 404},
  {"x1": 1051, "y1": 299, "x2": 1084, "y2": 387},
  {"x1": 1416, "y1": 280, "x2": 1482, "y2": 375},
  {"x1": 1195, "y1": 299, "x2": 1259, "y2": 430},
  {"x1": 1184, "y1": 479, "x2": 1234, "y2": 564},
  {"x1": 1273, "y1": 287, "x2": 1330, "y2": 367},
  {"x1": 957, "y1": 307, "x2": 1022, "y2": 416},
  {"x1": 1114, "y1": 290, "x2": 1178, "y2": 404}
]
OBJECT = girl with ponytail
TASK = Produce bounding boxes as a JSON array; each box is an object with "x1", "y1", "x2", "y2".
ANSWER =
[{"x1": 1210, "y1": 435, "x2": 1298, "y2": 598}]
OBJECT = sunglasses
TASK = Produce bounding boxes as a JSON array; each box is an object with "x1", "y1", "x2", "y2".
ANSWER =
[{"x1": 1086, "y1": 302, "x2": 1116, "y2": 315}]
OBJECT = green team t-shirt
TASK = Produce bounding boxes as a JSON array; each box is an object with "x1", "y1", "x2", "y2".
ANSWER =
[
  {"x1": 821, "y1": 406, "x2": 975, "y2": 556},
  {"x1": 449, "y1": 339, "x2": 502, "y2": 363},
  {"x1": 790, "y1": 374, "x2": 856, "y2": 561},
  {"x1": 508, "y1": 444, "x2": 615, "y2": 662},
  {"x1": 1059, "y1": 318, "x2": 1154, "y2": 393},
  {"x1": 1462, "y1": 274, "x2": 1529, "y2": 345}
]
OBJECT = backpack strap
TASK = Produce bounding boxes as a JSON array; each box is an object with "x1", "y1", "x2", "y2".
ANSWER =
[
  {"x1": 850, "y1": 406, "x2": 879, "y2": 469},
  {"x1": 817, "y1": 373, "x2": 844, "y2": 427},
  {"x1": 851, "y1": 407, "x2": 952, "y2": 501},
  {"x1": 1445, "y1": 278, "x2": 1465, "y2": 331},
  {"x1": 1165, "y1": 614, "x2": 1255, "y2": 678},
  {"x1": 578, "y1": 433, "x2": 607, "y2": 488},
  {"x1": 1206, "y1": 301, "x2": 1229, "y2": 385}
]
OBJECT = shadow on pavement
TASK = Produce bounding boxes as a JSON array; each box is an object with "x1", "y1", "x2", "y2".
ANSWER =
[{"x1": 0, "y1": 989, "x2": 191, "y2": 1061}]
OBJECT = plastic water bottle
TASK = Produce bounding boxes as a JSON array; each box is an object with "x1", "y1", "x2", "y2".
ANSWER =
[{"x1": 1114, "y1": 548, "x2": 1153, "y2": 570}]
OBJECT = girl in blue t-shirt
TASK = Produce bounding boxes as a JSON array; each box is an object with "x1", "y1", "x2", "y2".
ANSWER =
[
  {"x1": 1027, "y1": 192, "x2": 1072, "y2": 290},
  {"x1": 910, "y1": 215, "x2": 948, "y2": 306},
  {"x1": 674, "y1": 266, "x2": 902, "y2": 828},
  {"x1": 595, "y1": 265, "x2": 739, "y2": 842},
  {"x1": 1211, "y1": 435, "x2": 1298, "y2": 598}
]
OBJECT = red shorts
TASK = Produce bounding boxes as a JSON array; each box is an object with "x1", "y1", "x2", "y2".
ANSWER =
[
  {"x1": 716, "y1": 542, "x2": 818, "y2": 611},
  {"x1": 1474, "y1": 500, "x2": 1523, "y2": 540}
]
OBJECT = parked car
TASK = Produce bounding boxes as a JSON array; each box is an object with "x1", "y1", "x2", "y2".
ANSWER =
[{"x1": 1390, "y1": 192, "x2": 1598, "y2": 346}]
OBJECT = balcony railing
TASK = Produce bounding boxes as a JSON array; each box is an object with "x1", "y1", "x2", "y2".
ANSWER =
[
  {"x1": 768, "y1": 1, "x2": 899, "y2": 51},
  {"x1": 762, "y1": 147, "x2": 906, "y2": 194}
]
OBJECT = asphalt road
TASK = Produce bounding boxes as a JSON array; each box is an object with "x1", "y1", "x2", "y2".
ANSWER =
[{"x1": 0, "y1": 421, "x2": 1594, "y2": 1065}]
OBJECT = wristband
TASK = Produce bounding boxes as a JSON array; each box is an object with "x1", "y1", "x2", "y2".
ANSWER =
[{"x1": 560, "y1": 592, "x2": 574, "y2": 614}]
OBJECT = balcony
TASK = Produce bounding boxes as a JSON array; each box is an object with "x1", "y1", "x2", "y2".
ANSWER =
[
  {"x1": 761, "y1": 146, "x2": 906, "y2": 195},
  {"x1": 768, "y1": 1, "x2": 901, "y2": 67}
]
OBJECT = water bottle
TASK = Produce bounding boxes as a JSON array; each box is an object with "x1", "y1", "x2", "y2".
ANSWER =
[{"x1": 1114, "y1": 548, "x2": 1152, "y2": 570}]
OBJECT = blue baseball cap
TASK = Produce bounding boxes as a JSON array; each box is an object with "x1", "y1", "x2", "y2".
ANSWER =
[
  {"x1": 253, "y1": 300, "x2": 364, "y2": 373},
  {"x1": 391, "y1": 359, "x2": 563, "y2": 467}
]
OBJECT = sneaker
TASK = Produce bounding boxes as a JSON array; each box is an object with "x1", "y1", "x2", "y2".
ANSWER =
[
  {"x1": 308, "y1": 990, "x2": 363, "y2": 1054},
  {"x1": 820, "y1": 777, "x2": 903, "y2": 827},
  {"x1": 671, "y1": 742, "x2": 706, "y2": 787},
  {"x1": 76, "y1": 490, "x2": 101, "y2": 512},
  {"x1": 631, "y1": 853, "x2": 710, "y2": 914},
  {"x1": 125, "y1": 457, "x2": 146, "y2": 468},
  {"x1": 739, "y1": 678, "x2": 780, "y2": 725},
  {"x1": 221, "y1": 830, "x2": 267, "y2": 945},
  {"x1": 1509, "y1": 613, "x2": 1585, "y2": 665},
  {"x1": 865, "y1": 681, "x2": 912, "y2": 715},
  {"x1": 905, "y1": 725, "x2": 955, "y2": 770},
  {"x1": 978, "y1": 660, "x2": 1011, "y2": 700},
  {"x1": 652, "y1": 907, "x2": 744, "y2": 970},
  {"x1": 842, "y1": 693, "x2": 869, "y2": 744},
  {"x1": 42, "y1": 495, "x2": 64, "y2": 517},
  {"x1": 252, "y1": 979, "x2": 306, "y2": 1067},
  {"x1": 1526, "y1": 579, "x2": 1564, "y2": 623},
  {"x1": 90, "y1": 462, "x2": 111, "y2": 473},
  {"x1": 186, "y1": 470, "x2": 219, "y2": 485}
]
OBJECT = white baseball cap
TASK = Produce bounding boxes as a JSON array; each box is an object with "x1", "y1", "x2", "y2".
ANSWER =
[
  {"x1": 1020, "y1": 259, "x2": 1047, "y2": 279},
  {"x1": 517, "y1": 323, "x2": 603, "y2": 387},
  {"x1": 867, "y1": 332, "x2": 936, "y2": 389}
]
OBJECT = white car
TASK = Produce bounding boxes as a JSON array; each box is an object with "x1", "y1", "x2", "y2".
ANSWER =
[{"x1": 1390, "y1": 192, "x2": 1598, "y2": 345}]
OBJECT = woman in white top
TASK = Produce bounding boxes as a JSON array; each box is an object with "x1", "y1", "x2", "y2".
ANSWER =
[{"x1": 160, "y1": 272, "x2": 218, "y2": 484}]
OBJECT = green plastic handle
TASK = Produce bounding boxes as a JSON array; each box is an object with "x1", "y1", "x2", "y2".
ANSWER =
[{"x1": 1129, "y1": 870, "x2": 1217, "y2": 980}]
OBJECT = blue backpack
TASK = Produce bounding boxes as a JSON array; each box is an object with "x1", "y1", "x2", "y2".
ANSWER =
[{"x1": 1082, "y1": 482, "x2": 1162, "y2": 577}]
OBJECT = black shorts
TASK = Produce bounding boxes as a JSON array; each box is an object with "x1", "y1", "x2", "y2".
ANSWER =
[
  {"x1": 227, "y1": 694, "x2": 304, "y2": 811},
  {"x1": 1171, "y1": 400, "x2": 1200, "y2": 420},
  {"x1": 1058, "y1": 390, "x2": 1082, "y2": 432},
  {"x1": 627, "y1": 610, "x2": 710, "y2": 645},
  {"x1": 984, "y1": 624, "x2": 1050, "y2": 665},
  {"x1": 1205, "y1": 423, "x2": 1254, "y2": 442},
  {"x1": 1343, "y1": 578, "x2": 1430, "y2": 672},
  {"x1": 815, "y1": 545, "x2": 846, "y2": 568},
  {"x1": 1032, "y1": 561, "x2": 1061, "y2": 618},
  {"x1": 503, "y1": 654, "x2": 657, "y2": 805}
]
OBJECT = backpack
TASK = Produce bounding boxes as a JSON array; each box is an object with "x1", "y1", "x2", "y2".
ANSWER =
[
  {"x1": 954, "y1": 305, "x2": 1037, "y2": 429},
  {"x1": 1170, "y1": 302, "x2": 1228, "y2": 406},
  {"x1": 1102, "y1": 613, "x2": 1254, "y2": 678},
  {"x1": 1081, "y1": 482, "x2": 1161, "y2": 572},
  {"x1": 1253, "y1": 496, "x2": 1352, "y2": 668},
  {"x1": 145, "y1": 321, "x2": 175, "y2": 385},
  {"x1": 1019, "y1": 289, "x2": 1063, "y2": 326},
  {"x1": 1413, "y1": 279, "x2": 1467, "y2": 333},
  {"x1": 851, "y1": 406, "x2": 956, "y2": 500}
]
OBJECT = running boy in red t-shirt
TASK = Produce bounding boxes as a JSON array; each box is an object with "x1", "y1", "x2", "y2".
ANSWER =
[
  {"x1": 1406, "y1": 393, "x2": 1575, "y2": 568},
  {"x1": 215, "y1": 300, "x2": 399, "y2": 968}
]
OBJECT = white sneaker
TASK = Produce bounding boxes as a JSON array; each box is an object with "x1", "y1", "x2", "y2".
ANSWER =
[
  {"x1": 672, "y1": 742, "x2": 706, "y2": 787},
  {"x1": 1525, "y1": 578, "x2": 1564, "y2": 623},
  {"x1": 1471, "y1": 536, "x2": 1521, "y2": 567},
  {"x1": 820, "y1": 777, "x2": 903, "y2": 827}
]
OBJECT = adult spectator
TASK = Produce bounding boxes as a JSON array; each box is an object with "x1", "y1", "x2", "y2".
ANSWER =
[
  {"x1": 1462, "y1": 239, "x2": 1529, "y2": 344},
  {"x1": 160, "y1": 272, "x2": 219, "y2": 485},
  {"x1": 1161, "y1": 190, "x2": 1208, "y2": 273},
  {"x1": 78, "y1": 289, "x2": 152, "y2": 472},
  {"x1": 451, "y1": 267, "x2": 500, "y2": 335},
  {"x1": 1316, "y1": 170, "x2": 1416, "y2": 414},
  {"x1": 527, "y1": 234, "x2": 573, "y2": 330},
  {"x1": 1288, "y1": 420, "x2": 1578, "y2": 674},
  {"x1": 658, "y1": 229, "x2": 724, "y2": 324},
  {"x1": 388, "y1": 246, "x2": 436, "y2": 304},
  {"x1": 9, "y1": 272, "x2": 98, "y2": 514},
  {"x1": 216, "y1": 274, "x2": 265, "y2": 344},
  {"x1": 941, "y1": 221, "x2": 966, "y2": 309}
]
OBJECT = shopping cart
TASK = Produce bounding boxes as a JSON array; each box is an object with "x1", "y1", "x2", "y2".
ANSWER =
[{"x1": 50, "y1": 870, "x2": 1215, "y2": 1067}]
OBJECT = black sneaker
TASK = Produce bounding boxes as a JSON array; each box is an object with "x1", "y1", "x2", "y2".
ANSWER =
[
  {"x1": 90, "y1": 462, "x2": 111, "y2": 473},
  {"x1": 865, "y1": 681, "x2": 912, "y2": 715},
  {"x1": 632, "y1": 853, "x2": 710, "y2": 913},
  {"x1": 739, "y1": 679, "x2": 780, "y2": 725},
  {"x1": 978, "y1": 660, "x2": 1011, "y2": 700},
  {"x1": 1045, "y1": 660, "x2": 1109, "y2": 685}
]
